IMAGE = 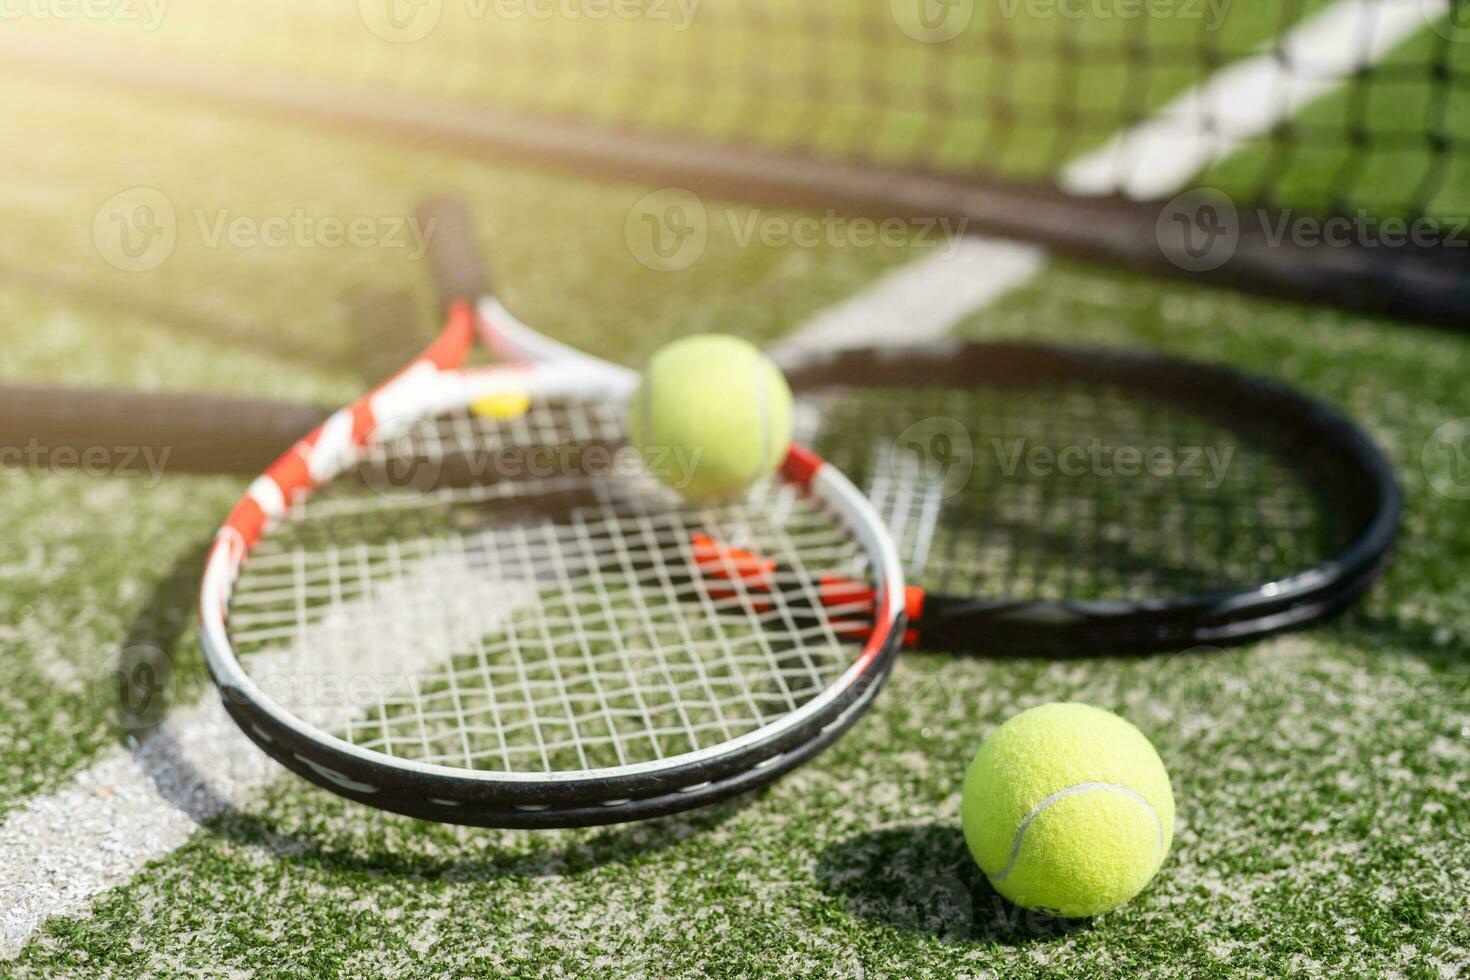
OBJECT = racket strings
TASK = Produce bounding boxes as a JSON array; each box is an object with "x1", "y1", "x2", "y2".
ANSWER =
[
  {"x1": 805, "y1": 380, "x2": 1354, "y2": 604},
  {"x1": 226, "y1": 402, "x2": 872, "y2": 775}
]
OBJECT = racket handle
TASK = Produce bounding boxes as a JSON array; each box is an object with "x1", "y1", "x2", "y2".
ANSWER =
[
  {"x1": 0, "y1": 385, "x2": 329, "y2": 475},
  {"x1": 418, "y1": 196, "x2": 492, "y2": 312}
]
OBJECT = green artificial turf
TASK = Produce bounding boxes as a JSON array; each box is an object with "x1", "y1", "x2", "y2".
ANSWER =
[{"x1": 1, "y1": 11, "x2": 1468, "y2": 976}]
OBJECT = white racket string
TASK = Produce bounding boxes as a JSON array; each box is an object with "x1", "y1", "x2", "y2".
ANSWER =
[
  {"x1": 866, "y1": 438, "x2": 948, "y2": 580},
  {"x1": 223, "y1": 399, "x2": 877, "y2": 775}
]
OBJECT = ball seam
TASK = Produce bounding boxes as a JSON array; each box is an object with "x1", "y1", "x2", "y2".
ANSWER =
[{"x1": 993, "y1": 781, "x2": 1163, "y2": 882}]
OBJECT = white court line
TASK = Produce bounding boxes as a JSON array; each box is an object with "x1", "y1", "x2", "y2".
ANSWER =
[
  {"x1": 0, "y1": 549, "x2": 536, "y2": 958},
  {"x1": 0, "y1": 696, "x2": 273, "y2": 959},
  {"x1": 769, "y1": 235, "x2": 1045, "y2": 360},
  {"x1": 1061, "y1": 0, "x2": 1448, "y2": 200},
  {"x1": 0, "y1": 240, "x2": 1042, "y2": 960}
]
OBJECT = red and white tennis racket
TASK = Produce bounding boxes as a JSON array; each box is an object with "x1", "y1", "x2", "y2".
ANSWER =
[{"x1": 197, "y1": 280, "x2": 907, "y2": 827}]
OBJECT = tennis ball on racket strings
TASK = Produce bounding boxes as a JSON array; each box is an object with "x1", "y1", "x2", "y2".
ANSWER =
[
  {"x1": 627, "y1": 334, "x2": 793, "y2": 500},
  {"x1": 961, "y1": 702, "x2": 1174, "y2": 918}
]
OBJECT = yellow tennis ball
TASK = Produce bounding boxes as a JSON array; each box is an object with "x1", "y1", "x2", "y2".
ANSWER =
[
  {"x1": 961, "y1": 703, "x2": 1174, "y2": 918},
  {"x1": 627, "y1": 334, "x2": 793, "y2": 500}
]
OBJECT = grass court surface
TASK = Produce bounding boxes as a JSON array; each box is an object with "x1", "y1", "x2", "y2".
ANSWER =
[{"x1": 0, "y1": 2, "x2": 1467, "y2": 975}]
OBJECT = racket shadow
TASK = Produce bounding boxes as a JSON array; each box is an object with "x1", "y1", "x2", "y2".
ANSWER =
[
  {"x1": 196, "y1": 797, "x2": 759, "y2": 882},
  {"x1": 814, "y1": 824, "x2": 1091, "y2": 946}
]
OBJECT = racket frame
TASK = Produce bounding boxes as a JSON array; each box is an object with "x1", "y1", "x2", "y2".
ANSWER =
[
  {"x1": 780, "y1": 340, "x2": 1403, "y2": 653},
  {"x1": 197, "y1": 302, "x2": 907, "y2": 827}
]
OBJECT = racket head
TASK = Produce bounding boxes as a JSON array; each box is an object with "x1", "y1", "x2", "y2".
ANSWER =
[
  {"x1": 781, "y1": 340, "x2": 1401, "y2": 654},
  {"x1": 198, "y1": 305, "x2": 906, "y2": 827}
]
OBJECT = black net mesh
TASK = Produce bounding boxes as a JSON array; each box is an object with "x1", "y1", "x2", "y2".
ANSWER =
[{"x1": 6, "y1": 0, "x2": 1467, "y2": 223}]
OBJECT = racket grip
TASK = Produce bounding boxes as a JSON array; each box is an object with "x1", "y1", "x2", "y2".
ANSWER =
[
  {"x1": 417, "y1": 197, "x2": 492, "y2": 312},
  {"x1": 0, "y1": 385, "x2": 330, "y2": 475}
]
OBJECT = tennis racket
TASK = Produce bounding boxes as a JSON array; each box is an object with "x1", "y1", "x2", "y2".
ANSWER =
[
  {"x1": 755, "y1": 342, "x2": 1401, "y2": 653},
  {"x1": 196, "y1": 279, "x2": 907, "y2": 827},
  {"x1": 0, "y1": 289, "x2": 423, "y2": 475},
  {"x1": 479, "y1": 298, "x2": 1403, "y2": 657},
  {"x1": 0, "y1": 384, "x2": 329, "y2": 475}
]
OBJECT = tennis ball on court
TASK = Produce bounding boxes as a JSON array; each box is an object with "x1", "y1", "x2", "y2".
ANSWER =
[
  {"x1": 960, "y1": 702, "x2": 1174, "y2": 918},
  {"x1": 627, "y1": 334, "x2": 793, "y2": 500}
]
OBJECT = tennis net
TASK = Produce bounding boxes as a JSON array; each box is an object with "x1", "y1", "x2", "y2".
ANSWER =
[{"x1": 4, "y1": 0, "x2": 1467, "y2": 320}]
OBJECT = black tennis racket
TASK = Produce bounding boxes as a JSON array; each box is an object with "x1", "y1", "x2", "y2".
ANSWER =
[
  {"x1": 508, "y1": 333, "x2": 1401, "y2": 656},
  {"x1": 775, "y1": 341, "x2": 1401, "y2": 653},
  {"x1": 0, "y1": 384, "x2": 329, "y2": 475}
]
